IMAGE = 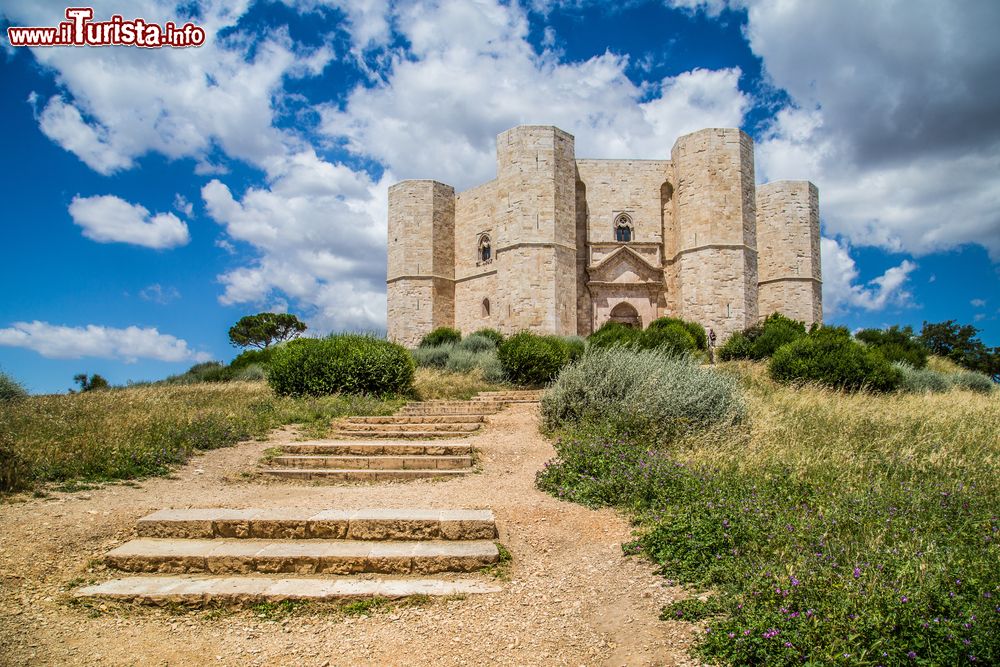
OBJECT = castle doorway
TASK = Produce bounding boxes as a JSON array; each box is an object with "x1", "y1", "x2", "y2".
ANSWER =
[{"x1": 608, "y1": 302, "x2": 641, "y2": 328}]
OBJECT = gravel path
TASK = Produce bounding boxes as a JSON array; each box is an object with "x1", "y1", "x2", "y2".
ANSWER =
[{"x1": 0, "y1": 404, "x2": 701, "y2": 666}]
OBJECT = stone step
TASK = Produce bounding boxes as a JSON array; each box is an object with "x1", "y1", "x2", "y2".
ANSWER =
[
  {"x1": 105, "y1": 539, "x2": 499, "y2": 575},
  {"x1": 76, "y1": 575, "x2": 501, "y2": 603},
  {"x1": 137, "y1": 508, "x2": 497, "y2": 541},
  {"x1": 397, "y1": 408, "x2": 499, "y2": 417},
  {"x1": 279, "y1": 441, "x2": 472, "y2": 456},
  {"x1": 476, "y1": 391, "x2": 543, "y2": 397},
  {"x1": 269, "y1": 455, "x2": 473, "y2": 470},
  {"x1": 262, "y1": 468, "x2": 470, "y2": 482},
  {"x1": 337, "y1": 422, "x2": 482, "y2": 433},
  {"x1": 348, "y1": 415, "x2": 486, "y2": 424},
  {"x1": 329, "y1": 430, "x2": 471, "y2": 440}
]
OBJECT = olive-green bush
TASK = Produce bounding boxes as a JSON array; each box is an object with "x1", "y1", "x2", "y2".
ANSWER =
[
  {"x1": 419, "y1": 327, "x2": 462, "y2": 348},
  {"x1": 719, "y1": 313, "x2": 807, "y2": 361},
  {"x1": 638, "y1": 322, "x2": 697, "y2": 356},
  {"x1": 0, "y1": 371, "x2": 28, "y2": 402},
  {"x1": 497, "y1": 331, "x2": 572, "y2": 386},
  {"x1": 647, "y1": 317, "x2": 708, "y2": 351},
  {"x1": 856, "y1": 325, "x2": 928, "y2": 368},
  {"x1": 587, "y1": 321, "x2": 641, "y2": 349},
  {"x1": 769, "y1": 327, "x2": 901, "y2": 392},
  {"x1": 268, "y1": 334, "x2": 414, "y2": 397}
]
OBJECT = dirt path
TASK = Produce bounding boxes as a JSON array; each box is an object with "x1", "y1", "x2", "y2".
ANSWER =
[{"x1": 0, "y1": 404, "x2": 701, "y2": 666}]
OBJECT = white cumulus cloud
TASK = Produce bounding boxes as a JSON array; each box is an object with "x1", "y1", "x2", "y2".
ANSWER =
[
  {"x1": 69, "y1": 195, "x2": 190, "y2": 249},
  {"x1": 319, "y1": 1, "x2": 749, "y2": 189},
  {"x1": 0, "y1": 321, "x2": 211, "y2": 363},
  {"x1": 821, "y1": 237, "x2": 918, "y2": 316}
]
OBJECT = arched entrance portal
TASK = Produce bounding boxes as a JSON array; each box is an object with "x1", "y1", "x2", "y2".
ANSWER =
[{"x1": 608, "y1": 302, "x2": 641, "y2": 328}]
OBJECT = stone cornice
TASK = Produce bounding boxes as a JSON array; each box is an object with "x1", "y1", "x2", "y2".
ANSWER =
[
  {"x1": 758, "y1": 276, "x2": 823, "y2": 286},
  {"x1": 386, "y1": 274, "x2": 454, "y2": 284}
]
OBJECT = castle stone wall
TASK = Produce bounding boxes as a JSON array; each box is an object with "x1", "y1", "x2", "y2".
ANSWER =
[
  {"x1": 670, "y1": 128, "x2": 759, "y2": 340},
  {"x1": 756, "y1": 181, "x2": 822, "y2": 325},
  {"x1": 386, "y1": 180, "x2": 455, "y2": 347},
  {"x1": 495, "y1": 126, "x2": 578, "y2": 334},
  {"x1": 386, "y1": 124, "x2": 821, "y2": 347}
]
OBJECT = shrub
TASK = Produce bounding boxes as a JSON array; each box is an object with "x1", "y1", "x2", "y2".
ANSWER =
[
  {"x1": 419, "y1": 327, "x2": 462, "y2": 348},
  {"x1": 717, "y1": 331, "x2": 753, "y2": 361},
  {"x1": 894, "y1": 362, "x2": 950, "y2": 393},
  {"x1": 856, "y1": 325, "x2": 928, "y2": 368},
  {"x1": 411, "y1": 343, "x2": 454, "y2": 369},
  {"x1": 541, "y1": 347, "x2": 746, "y2": 442},
  {"x1": 950, "y1": 370, "x2": 995, "y2": 394},
  {"x1": 232, "y1": 364, "x2": 267, "y2": 382},
  {"x1": 717, "y1": 313, "x2": 807, "y2": 361},
  {"x1": 268, "y1": 334, "x2": 414, "y2": 397},
  {"x1": 751, "y1": 313, "x2": 807, "y2": 358},
  {"x1": 638, "y1": 322, "x2": 697, "y2": 356},
  {"x1": 588, "y1": 321, "x2": 640, "y2": 349},
  {"x1": 0, "y1": 371, "x2": 27, "y2": 402},
  {"x1": 479, "y1": 353, "x2": 506, "y2": 383},
  {"x1": 648, "y1": 317, "x2": 707, "y2": 351},
  {"x1": 444, "y1": 348, "x2": 493, "y2": 374},
  {"x1": 457, "y1": 333, "x2": 497, "y2": 353},
  {"x1": 559, "y1": 336, "x2": 587, "y2": 361},
  {"x1": 472, "y1": 328, "x2": 504, "y2": 348},
  {"x1": 497, "y1": 332, "x2": 571, "y2": 386},
  {"x1": 769, "y1": 327, "x2": 901, "y2": 392},
  {"x1": 230, "y1": 347, "x2": 277, "y2": 371}
]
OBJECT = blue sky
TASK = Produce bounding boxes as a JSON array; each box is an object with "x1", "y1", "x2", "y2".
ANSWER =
[{"x1": 1, "y1": 0, "x2": 998, "y2": 394}]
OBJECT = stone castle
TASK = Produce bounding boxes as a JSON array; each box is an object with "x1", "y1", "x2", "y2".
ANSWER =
[{"x1": 387, "y1": 125, "x2": 821, "y2": 347}]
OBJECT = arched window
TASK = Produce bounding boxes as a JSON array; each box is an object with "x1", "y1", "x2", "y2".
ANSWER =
[
  {"x1": 478, "y1": 234, "x2": 492, "y2": 263},
  {"x1": 482, "y1": 298, "x2": 491, "y2": 317},
  {"x1": 614, "y1": 214, "x2": 633, "y2": 243}
]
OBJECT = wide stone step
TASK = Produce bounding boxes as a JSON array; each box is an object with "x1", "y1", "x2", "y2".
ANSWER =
[
  {"x1": 262, "y1": 468, "x2": 470, "y2": 482},
  {"x1": 76, "y1": 575, "x2": 500, "y2": 603},
  {"x1": 279, "y1": 441, "x2": 472, "y2": 456},
  {"x1": 137, "y1": 508, "x2": 497, "y2": 541},
  {"x1": 105, "y1": 539, "x2": 499, "y2": 575},
  {"x1": 269, "y1": 455, "x2": 473, "y2": 470},
  {"x1": 476, "y1": 391, "x2": 543, "y2": 397},
  {"x1": 329, "y1": 430, "x2": 470, "y2": 440},
  {"x1": 337, "y1": 422, "x2": 482, "y2": 433},
  {"x1": 397, "y1": 408, "x2": 498, "y2": 417},
  {"x1": 348, "y1": 415, "x2": 486, "y2": 424}
]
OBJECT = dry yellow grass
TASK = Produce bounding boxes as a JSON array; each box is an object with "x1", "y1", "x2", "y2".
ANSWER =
[
  {"x1": 412, "y1": 367, "x2": 506, "y2": 400},
  {"x1": 679, "y1": 361, "x2": 1000, "y2": 485},
  {"x1": 0, "y1": 382, "x2": 400, "y2": 491}
]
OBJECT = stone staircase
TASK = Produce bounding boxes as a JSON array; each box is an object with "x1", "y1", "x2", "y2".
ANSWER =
[
  {"x1": 261, "y1": 390, "x2": 542, "y2": 482},
  {"x1": 76, "y1": 508, "x2": 502, "y2": 604}
]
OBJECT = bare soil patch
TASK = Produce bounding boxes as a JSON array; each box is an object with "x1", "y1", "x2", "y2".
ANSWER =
[{"x1": 0, "y1": 405, "x2": 700, "y2": 666}]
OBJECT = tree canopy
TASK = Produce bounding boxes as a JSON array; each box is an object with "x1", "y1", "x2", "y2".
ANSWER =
[
  {"x1": 919, "y1": 320, "x2": 999, "y2": 381},
  {"x1": 228, "y1": 313, "x2": 307, "y2": 350}
]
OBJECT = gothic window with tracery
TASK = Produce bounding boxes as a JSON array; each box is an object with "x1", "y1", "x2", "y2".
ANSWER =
[{"x1": 614, "y1": 214, "x2": 633, "y2": 243}]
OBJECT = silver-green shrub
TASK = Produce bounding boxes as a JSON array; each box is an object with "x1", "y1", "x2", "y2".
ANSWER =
[
  {"x1": 457, "y1": 333, "x2": 497, "y2": 353},
  {"x1": 949, "y1": 370, "x2": 995, "y2": 394},
  {"x1": 411, "y1": 343, "x2": 455, "y2": 368},
  {"x1": 445, "y1": 348, "x2": 491, "y2": 373},
  {"x1": 894, "y1": 362, "x2": 950, "y2": 393},
  {"x1": 541, "y1": 347, "x2": 746, "y2": 441},
  {"x1": 233, "y1": 364, "x2": 267, "y2": 381}
]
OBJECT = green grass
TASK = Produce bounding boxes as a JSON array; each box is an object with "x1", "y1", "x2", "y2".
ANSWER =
[
  {"x1": 538, "y1": 361, "x2": 1000, "y2": 666},
  {"x1": 0, "y1": 381, "x2": 402, "y2": 492}
]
